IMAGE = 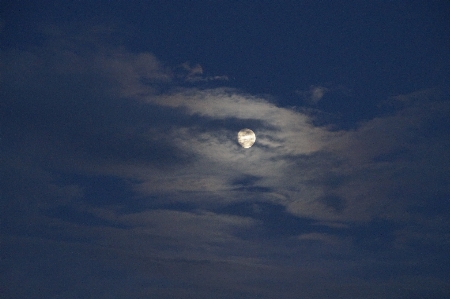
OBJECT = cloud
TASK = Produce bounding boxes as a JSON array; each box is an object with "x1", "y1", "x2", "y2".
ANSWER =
[
  {"x1": 2, "y1": 28, "x2": 450, "y2": 298},
  {"x1": 176, "y1": 62, "x2": 229, "y2": 83},
  {"x1": 296, "y1": 85, "x2": 329, "y2": 104},
  {"x1": 3, "y1": 33, "x2": 449, "y2": 225}
]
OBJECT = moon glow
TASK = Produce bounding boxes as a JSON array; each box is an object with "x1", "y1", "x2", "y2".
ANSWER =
[{"x1": 237, "y1": 128, "x2": 256, "y2": 148}]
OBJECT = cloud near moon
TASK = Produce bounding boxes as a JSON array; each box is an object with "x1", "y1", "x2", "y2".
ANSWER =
[
  {"x1": 5, "y1": 40, "x2": 448, "y2": 224},
  {"x1": 3, "y1": 29, "x2": 450, "y2": 298},
  {"x1": 237, "y1": 128, "x2": 256, "y2": 148}
]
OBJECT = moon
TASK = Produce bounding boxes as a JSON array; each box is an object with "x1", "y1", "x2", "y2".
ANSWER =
[{"x1": 237, "y1": 128, "x2": 256, "y2": 148}]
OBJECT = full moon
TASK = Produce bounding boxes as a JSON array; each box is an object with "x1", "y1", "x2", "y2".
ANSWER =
[{"x1": 237, "y1": 128, "x2": 256, "y2": 148}]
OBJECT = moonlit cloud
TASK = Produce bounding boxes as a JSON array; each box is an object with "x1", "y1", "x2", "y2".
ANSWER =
[
  {"x1": 4, "y1": 36, "x2": 449, "y2": 226},
  {"x1": 296, "y1": 85, "x2": 329, "y2": 104},
  {"x1": 3, "y1": 27, "x2": 450, "y2": 298}
]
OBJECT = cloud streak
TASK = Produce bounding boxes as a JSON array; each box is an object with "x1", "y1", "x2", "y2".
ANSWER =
[
  {"x1": 3, "y1": 33, "x2": 449, "y2": 222},
  {"x1": 2, "y1": 29, "x2": 450, "y2": 298}
]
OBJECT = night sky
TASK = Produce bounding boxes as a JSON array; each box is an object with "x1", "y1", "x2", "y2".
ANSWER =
[{"x1": 2, "y1": 1, "x2": 450, "y2": 298}]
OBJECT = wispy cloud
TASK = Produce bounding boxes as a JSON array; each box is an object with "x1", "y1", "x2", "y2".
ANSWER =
[
  {"x1": 176, "y1": 62, "x2": 229, "y2": 83},
  {"x1": 296, "y1": 85, "x2": 329, "y2": 104},
  {"x1": 3, "y1": 33, "x2": 449, "y2": 225},
  {"x1": 2, "y1": 27, "x2": 450, "y2": 298}
]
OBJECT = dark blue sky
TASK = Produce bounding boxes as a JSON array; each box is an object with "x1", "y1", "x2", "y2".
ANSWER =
[{"x1": 2, "y1": 1, "x2": 450, "y2": 298}]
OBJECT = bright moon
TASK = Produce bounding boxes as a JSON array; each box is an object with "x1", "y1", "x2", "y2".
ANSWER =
[{"x1": 237, "y1": 128, "x2": 256, "y2": 148}]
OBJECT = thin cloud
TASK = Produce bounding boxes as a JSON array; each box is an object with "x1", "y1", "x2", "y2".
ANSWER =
[
  {"x1": 177, "y1": 62, "x2": 229, "y2": 83},
  {"x1": 3, "y1": 29, "x2": 450, "y2": 298},
  {"x1": 296, "y1": 85, "x2": 331, "y2": 105},
  {"x1": 4, "y1": 37, "x2": 449, "y2": 226}
]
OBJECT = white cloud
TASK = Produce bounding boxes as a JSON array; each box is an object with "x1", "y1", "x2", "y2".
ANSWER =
[
  {"x1": 296, "y1": 85, "x2": 329, "y2": 104},
  {"x1": 4, "y1": 29, "x2": 450, "y2": 299},
  {"x1": 178, "y1": 62, "x2": 229, "y2": 83},
  {"x1": 4, "y1": 33, "x2": 449, "y2": 226}
]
